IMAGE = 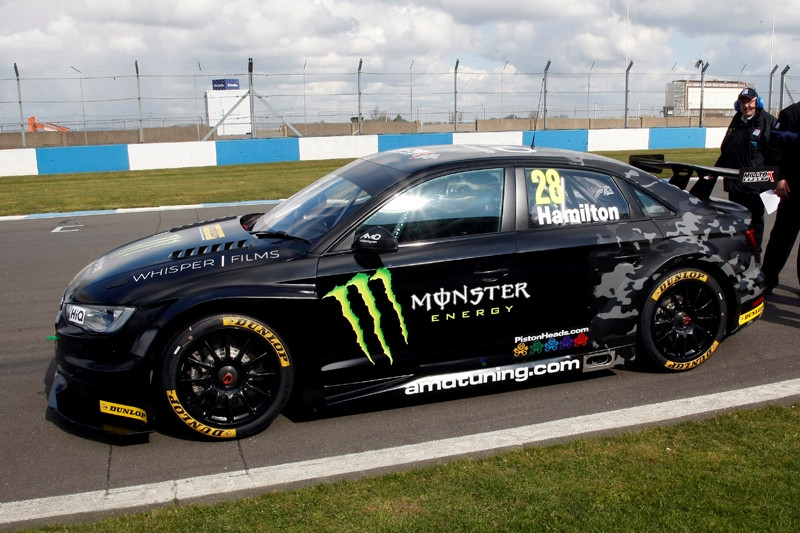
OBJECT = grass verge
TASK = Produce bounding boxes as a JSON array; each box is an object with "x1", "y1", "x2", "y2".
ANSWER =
[{"x1": 26, "y1": 404, "x2": 800, "y2": 532}]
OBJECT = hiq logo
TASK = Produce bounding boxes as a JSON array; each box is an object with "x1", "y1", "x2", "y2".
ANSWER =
[{"x1": 324, "y1": 268, "x2": 409, "y2": 364}]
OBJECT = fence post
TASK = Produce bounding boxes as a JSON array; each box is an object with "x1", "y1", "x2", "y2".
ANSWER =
[
  {"x1": 357, "y1": 58, "x2": 363, "y2": 134},
  {"x1": 454, "y1": 59, "x2": 459, "y2": 132},
  {"x1": 624, "y1": 61, "x2": 633, "y2": 128},
  {"x1": 779, "y1": 65, "x2": 790, "y2": 110},
  {"x1": 70, "y1": 66, "x2": 88, "y2": 145},
  {"x1": 135, "y1": 60, "x2": 144, "y2": 143},
  {"x1": 768, "y1": 64, "x2": 779, "y2": 114},
  {"x1": 14, "y1": 63, "x2": 26, "y2": 148},
  {"x1": 543, "y1": 60, "x2": 550, "y2": 130},
  {"x1": 249, "y1": 58, "x2": 257, "y2": 139}
]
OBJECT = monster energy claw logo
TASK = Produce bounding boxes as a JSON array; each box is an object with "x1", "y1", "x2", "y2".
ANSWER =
[{"x1": 324, "y1": 268, "x2": 408, "y2": 364}]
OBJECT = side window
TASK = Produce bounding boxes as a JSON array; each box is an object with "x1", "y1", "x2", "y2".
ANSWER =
[
  {"x1": 630, "y1": 186, "x2": 673, "y2": 217},
  {"x1": 526, "y1": 168, "x2": 629, "y2": 228},
  {"x1": 360, "y1": 168, "x2": 504, "y2": 243}
]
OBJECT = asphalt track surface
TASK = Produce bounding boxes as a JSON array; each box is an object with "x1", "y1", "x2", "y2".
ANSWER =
[{"x1": 1, "y1": 196, "x2": 799, "y2": 530}]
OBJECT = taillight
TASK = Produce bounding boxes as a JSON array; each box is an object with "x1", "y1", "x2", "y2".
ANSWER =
[{"x1": 744, "y1": 229, "x2": 758, "y2": 252}]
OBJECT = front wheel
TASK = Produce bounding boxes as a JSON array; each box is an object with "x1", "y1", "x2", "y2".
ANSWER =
[
  {"x1": 639, "y1": 268, "x2": 726, "y2": 371},
  {"x1": 161, "y1": 314, "x2": 294, "y2": 439}
]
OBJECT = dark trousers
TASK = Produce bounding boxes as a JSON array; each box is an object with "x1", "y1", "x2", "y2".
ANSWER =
[
  {"x1": 728, "y1": 190, "x2": 766, "y2": 252},
  {"x1": 761, "y1": 191, "x2": 800, "y2": 289}
]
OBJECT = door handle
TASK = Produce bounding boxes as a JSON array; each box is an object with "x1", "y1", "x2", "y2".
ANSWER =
[
  {"x1": 473, "y1": 267, "x2": 509, "y2": 282},
  {"x1": 613, "y1": 252, "x2": 643, "y2": 262}
]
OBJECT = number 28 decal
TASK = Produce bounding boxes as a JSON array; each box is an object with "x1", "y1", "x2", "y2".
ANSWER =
[{"x1": 530, "y1": 169, "x2": 565, "y2": 205}]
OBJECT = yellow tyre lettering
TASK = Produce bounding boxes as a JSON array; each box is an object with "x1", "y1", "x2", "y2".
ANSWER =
[
  {"x1": 664, "y1": 341, "x2": 719, "y2": 370},
  {"x1": 222, "y1": 315, "x2": 291, "y2": 367},
  {"x1": 166, "y1": 390, "x2": 237, "y2": 438},
  {"x1": 651, "y1": 270, "x2": 708, "y2": 300}
]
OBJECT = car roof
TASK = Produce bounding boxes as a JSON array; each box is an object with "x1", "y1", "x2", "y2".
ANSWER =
[{"x1": 360, "y1": 144, "x2": 623, "y2": 173}]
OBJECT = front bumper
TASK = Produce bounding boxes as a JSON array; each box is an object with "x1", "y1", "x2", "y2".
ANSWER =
[{"x1": 49, "y1": 334, "x2": 154, "y2": 436}]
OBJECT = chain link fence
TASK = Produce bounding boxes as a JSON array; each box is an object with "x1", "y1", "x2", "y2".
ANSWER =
[{"x1": 1, "y1": 59, "x2": 796, "y2": 149}]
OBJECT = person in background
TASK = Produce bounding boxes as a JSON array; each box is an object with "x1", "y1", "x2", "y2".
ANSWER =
[
  {"x1": 761, "y1": 101, "x2": 800, "y2": 295},
  {"x1": 715, "y1": 88, "x2": 777, "y2": 257}
]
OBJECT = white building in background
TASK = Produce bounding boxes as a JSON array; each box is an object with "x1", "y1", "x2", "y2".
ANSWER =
[
  {"x1": 205, "y1": 79, "x2": 251, "y2": 136},
  {"x1": 664, "y1": 80, "x2": 748, "y2": 117}
]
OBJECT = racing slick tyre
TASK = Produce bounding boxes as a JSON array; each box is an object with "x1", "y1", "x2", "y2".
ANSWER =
[
  {"x1": 161, "y1": 314, "x2": 294, "y2": 439},
  {"x1": 639, "y1": 268, "x2": 726, "y2": 372}
]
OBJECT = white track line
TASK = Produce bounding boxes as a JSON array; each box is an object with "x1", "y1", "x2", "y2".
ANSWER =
[{"x1": 3, "y1": 378, "x2": 800, "y2": 526}]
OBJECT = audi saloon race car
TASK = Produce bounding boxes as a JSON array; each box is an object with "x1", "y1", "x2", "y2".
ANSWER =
[{"x1": 50, "y1": 144, "x2": 765, "y2": 440}]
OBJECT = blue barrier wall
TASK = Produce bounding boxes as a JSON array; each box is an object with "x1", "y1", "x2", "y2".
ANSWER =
[
  {"x1": 647, "y1": 127, "x2": 707, "y2": 150},
  {"x1": 216, "y1": 138, "x2": 300, "y2": 166},
  {"x1": 36, "y1": 145, "x2": 130, "y2": 175},
  {"x1": 1, "y1": 127, "x2": 725, "y2": 178}
]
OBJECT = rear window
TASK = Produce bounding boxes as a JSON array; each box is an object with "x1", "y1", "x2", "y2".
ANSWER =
[{"x1": 525, "y1": 168, "x2": 630, "y2": 228}]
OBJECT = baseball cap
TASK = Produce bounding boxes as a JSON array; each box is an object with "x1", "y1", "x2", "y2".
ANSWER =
[{"x1": 738, "y1": 88, "x2": 758, "y2": 100}]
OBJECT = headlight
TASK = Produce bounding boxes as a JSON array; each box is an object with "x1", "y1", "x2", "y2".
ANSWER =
[{"x1": 64, "y1": 304, "x2": 135, "y2": 333}]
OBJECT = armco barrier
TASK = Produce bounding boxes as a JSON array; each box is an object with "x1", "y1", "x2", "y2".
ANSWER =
[{"x1": 0, "y1": 127, "x2": 725, "y2": 178}]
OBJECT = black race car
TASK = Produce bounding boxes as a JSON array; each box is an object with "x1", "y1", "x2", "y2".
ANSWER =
[{"x1": 50, "y1": 145, "x2": 765, "y2": 440}]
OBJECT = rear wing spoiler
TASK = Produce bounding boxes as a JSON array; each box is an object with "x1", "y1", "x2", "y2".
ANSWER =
[{"x1": 628, "y1": 154, "x2": 740, "y2": 200}]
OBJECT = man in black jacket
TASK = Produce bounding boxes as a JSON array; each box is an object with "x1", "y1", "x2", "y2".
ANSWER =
[
  {"x1": 715, "y1": 88, "x2": 777, "y2": 254},
  {"x1": 761, "y1": 101, "x2": 800, "y2": 294}
]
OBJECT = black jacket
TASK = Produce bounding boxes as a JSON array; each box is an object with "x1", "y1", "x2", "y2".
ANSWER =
[
  {"x1": 769, "y1": 102, "x2": 800, "y2": 188},
  {"x1": 716, "y1": 108, "x2": 777, "y2": 194}
]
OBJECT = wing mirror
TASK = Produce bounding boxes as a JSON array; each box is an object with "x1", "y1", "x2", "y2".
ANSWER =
[{"x1": 353, "y1": 226, "x2": 398, "y2": 254}]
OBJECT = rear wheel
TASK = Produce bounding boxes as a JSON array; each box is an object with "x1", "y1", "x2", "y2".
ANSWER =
[
  {"x1": 639, "y1": 268, "x2": 726, "y2": 371},
  {"x1": 161, "y1": 314, "x2": 294, "y2": 439}
]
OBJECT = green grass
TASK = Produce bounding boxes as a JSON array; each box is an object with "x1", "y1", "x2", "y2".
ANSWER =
[
  {"x1": 25, "y1": 404, "x2": 800, "y2": 532},
  {"x1": 0, "y1": 159, "x2": 354, "y2": 216},
  {"x1": 0, "y1": 149, "x2": 717, "y2": 217}
]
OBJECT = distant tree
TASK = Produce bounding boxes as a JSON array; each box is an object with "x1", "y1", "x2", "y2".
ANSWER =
[{"x1": 368, "y1": 107, "x2": 388, "y2": 122}]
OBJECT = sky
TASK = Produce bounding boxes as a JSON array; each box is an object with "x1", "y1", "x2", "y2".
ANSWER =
[{"x1": 1, "y1": 0, "x2": 800, "y2": 124}]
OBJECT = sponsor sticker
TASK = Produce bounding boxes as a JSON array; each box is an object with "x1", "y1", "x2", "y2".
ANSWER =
[
  {"x1": 201, "y1": 223, "x2": 225, "y2": 240},
  {"x1": 512, "y1": 327, "x2": 591, "y2": 357},
  {"x1": 400, "y1": 357, "x2": 581, "y2": 395},
  {"x1": 739, "y1": 166, "x2": 779, "y2": 189},
  {"x1": 738, "y1": 302, "x2": 764, "y2": 326},
  {"x1": 324, "y1": 268, "x2": 408, "y2": 365},
  {"x1": 66, "y1": 304, "x2": 86, "y2": 326},
  {"x1": 99, "y1": 400, "x2": 147, "y2": 423}
]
